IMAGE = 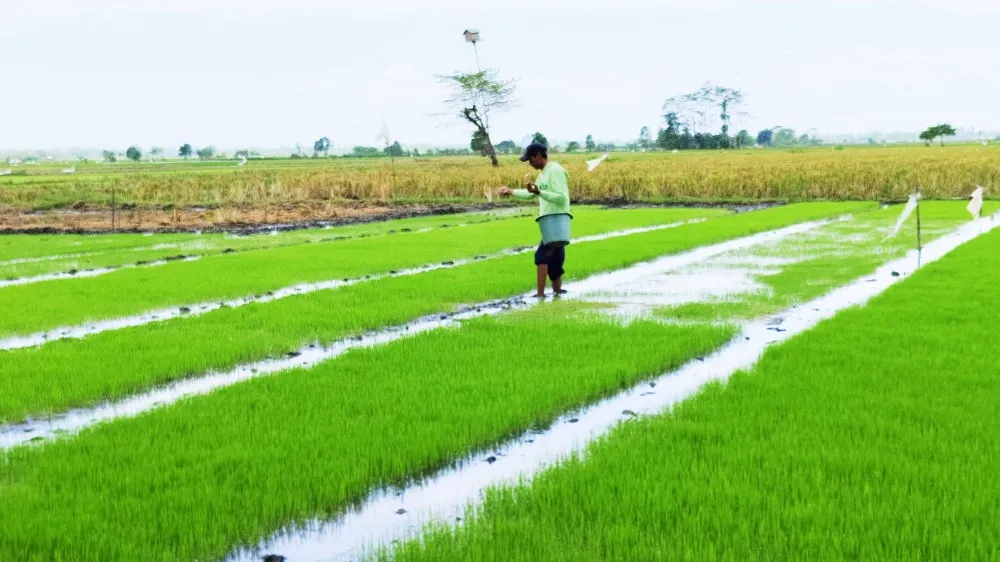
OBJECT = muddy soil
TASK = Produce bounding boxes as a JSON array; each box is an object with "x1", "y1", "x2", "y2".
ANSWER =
[{"x1": 0, "y1": 200, "x2": 786, "y2": 235}]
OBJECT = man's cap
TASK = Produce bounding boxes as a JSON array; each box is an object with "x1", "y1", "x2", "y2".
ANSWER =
[{"x1": 519, "y1": 142, "x2": 547, "y2": 162}]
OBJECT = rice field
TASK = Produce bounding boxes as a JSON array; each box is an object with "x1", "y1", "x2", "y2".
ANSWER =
[
  {"x1": 1, "y1": 146, "x2": 998, "y2": 217},
  {"x1": 0, "y1": 198, "x2": 997, "y2": 561}
]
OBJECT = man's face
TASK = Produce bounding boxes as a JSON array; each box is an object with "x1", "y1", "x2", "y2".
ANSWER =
[{"x1": 528, "y1": 154, "x2": 546, "y2": 170}]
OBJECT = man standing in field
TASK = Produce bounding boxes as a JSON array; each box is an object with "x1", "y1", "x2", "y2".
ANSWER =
[{"x1": 499, "y1": 142, "x2": 571, "y2": 298}]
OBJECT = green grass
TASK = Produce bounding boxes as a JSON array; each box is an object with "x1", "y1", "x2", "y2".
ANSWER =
[
  {"x1": 0, "y1": 207, "x2": 536, "y2": 278},
  {"x1": 0, "y1": 207, "x2": 725, "y2": 338},
  {"x1": 0, "y1": 203, "x2": 864, "y2": 423},
  {"x1": 0, "y1": 304, "x2": 734, "y2": 561},
  {"x1": 384, "y1": 227, "x2": 1000, "y2": 562}
]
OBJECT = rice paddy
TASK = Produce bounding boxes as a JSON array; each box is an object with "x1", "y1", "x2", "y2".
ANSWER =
[
  {"x1": 0, "y1": 195, "x2": 996, "y2": 562},
  {"x1": 2, "y1": 148, "x2": 998, "y2": 218}
]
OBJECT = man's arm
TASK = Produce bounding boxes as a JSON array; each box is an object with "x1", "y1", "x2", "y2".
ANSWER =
[{"x1": 535, "y1": 169, "x2": 568, "y2": 205}]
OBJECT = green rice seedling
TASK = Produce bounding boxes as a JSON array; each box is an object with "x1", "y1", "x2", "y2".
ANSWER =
[
  {"x1": 0, "y1": 207, "x2": 727, "y2": 338},
  {"x1": 0, "y1": 306, "x2": 735, "y2": 561},
  {"x1": 0, "y1": 206, "x2": 537, "y2": 266},
  {"x1": 383, "y1": 228, "x2": 1000, "y2": 562},
  {"x1": 0, "y1": 203, "x2": 864, "y2": 423}
]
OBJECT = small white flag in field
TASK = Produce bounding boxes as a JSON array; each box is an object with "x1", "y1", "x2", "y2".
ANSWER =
[
  {"x1": 967, "y1": 186, "x2": 983, "y2": 219},
  {"x1": 587, "y1": 153, "x2": 609, "y2": 172},
  {"x1": 885, "y1": 192, "x2": 919, "y2": 240}
]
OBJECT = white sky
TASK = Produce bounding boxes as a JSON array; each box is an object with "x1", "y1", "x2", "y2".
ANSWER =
[{"x1": 2, "y1": 0, "x2": 998, "y2": 152}]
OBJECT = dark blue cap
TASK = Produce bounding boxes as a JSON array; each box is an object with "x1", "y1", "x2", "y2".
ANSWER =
[{"x1": 520, "y1": 142, "x2": 547, "y2": 162}]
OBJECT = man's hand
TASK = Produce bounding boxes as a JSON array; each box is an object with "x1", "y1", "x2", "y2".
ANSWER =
[
  {"x1": 525, "y1": 182, "x2": 540, "y2": 195},
  {"x1": 498, "y1": 187, "x2": 513, "y2": 197}
]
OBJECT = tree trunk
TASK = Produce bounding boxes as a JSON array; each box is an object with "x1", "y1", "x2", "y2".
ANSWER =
[{"x1": 482, "y1": 129, "x2": 499, "y2": 167}]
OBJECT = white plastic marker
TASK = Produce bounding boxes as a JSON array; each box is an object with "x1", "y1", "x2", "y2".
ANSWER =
[
  {"x1": 967, "y1": 186, "x2": 984, "y2": 220},
  {"x1": 885, "y1": 192, "x2": 919, "y2": 240},
  {"x1": 586, "y1": 153, "x2": 609, "y2": 172}
]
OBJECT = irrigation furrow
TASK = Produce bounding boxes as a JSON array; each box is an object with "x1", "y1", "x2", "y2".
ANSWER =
[
  {"x1": 0, "y1": 255, "x2": 202, "y2": 289},
  {"x1": 225, "y1": 212, "x2": 998, "y2": 562},
  {"x1": 0, "y1": 250, "x2": 102, "y2": 266},
  {"x1": 0, "y1": 216, "x2": 828, "y2": 450},
  {"x1": 0, "y1": 219, "x2": 705, "y2": 351}
]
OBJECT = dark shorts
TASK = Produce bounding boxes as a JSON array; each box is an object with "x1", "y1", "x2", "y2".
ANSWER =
[{"x1": 533, "y1": 242, "x2": 565, "y2": 281}]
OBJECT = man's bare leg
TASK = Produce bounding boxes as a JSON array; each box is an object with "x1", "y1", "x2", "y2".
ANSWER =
[
  {"x1": 536, "y1": 264, "x2": 548, "y2": 297},
  {"x1": 552, "y1": 276, "x2": 562, "y2": 295}
]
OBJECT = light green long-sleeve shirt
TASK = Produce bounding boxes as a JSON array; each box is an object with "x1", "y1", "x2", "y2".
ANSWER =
[{"x1": 512, "y1": 161, "x2": 571, "y2": 218}]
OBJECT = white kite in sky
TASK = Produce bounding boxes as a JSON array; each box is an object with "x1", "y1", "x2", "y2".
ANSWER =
[
  {"x1": 885, "y1": 192, "x2": 920, "y2": 240},
  {"x1": 587, "y1": 153, "x2": 609, "y2": 172},
  {"x1": 967, "y1": 186, "x2": 983, "y2": 219}
]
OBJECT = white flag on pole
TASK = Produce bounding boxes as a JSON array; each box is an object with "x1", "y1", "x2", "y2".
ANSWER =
[
  {"x1": 587, "y1": 153, "x2": 609, "y2": 172},
  {"x1": 885, "y1": 192, "x2": 919, "y2": 240},
  {"x1": 967, "y1": 186, "x2": 983, "y2": 220}
]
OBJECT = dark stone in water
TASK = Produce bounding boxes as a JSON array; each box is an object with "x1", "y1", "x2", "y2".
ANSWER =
[
  {"x1": 287, "y1": 351, "x2": 302, "y2": 358},
  {"x1": 178, "y1": 307, "x2": 191, "y2": 314},
  {"x1": 696, "y1": 357, "x2": 705, "y2": 362},
  {"x1": 475, "y1": 255, "x2": 486, "y2": 260},
  {"x1": 622, "y1": 410, "x2": 638, "y2": 417},
  {"x1": 390, "y1": 270, "x2": 398, "y2": 274},
  {"x1": 891, "y1": 271, "x2": 901, "y2": 277},
  {"x1": 343, "y1": 279, "x2": 350, "y2": 282},
  {"x1": 441, "y1": 260, "x2": 455, "y2": 266},
  {"x1": 440, "y1": 315, "x2": 448, "y2": 320},
  {"x1": 223, "y1": 248, "x2": 237, "y2": 254},
  {"x1": 68, "y1": 269, "x2": 78, "y2": 275},
  {"x1": 266, "y1": 292, "x2": 275, "y2": 297},
  {"x1": 262, "y1": 555, "x2": 286, "y2": 562},
  {"x1": 568, "y1": 418, "x2": 580, "y2": 424},
  {"x1": 649, "y1": 382, "x2": 656, "y2": 388},
  {"x1": 135, "y1": 260, "x2": 150, "y2": 266},
  {"x1": 395, "y1": 508, "x2": 408, "y2": 515},
  {"x1": 486, "y1": 456, "x2": 498, "y2": 464},
  {"x1": 23, "y1": 428, "x2": 33, "y2": 433}
]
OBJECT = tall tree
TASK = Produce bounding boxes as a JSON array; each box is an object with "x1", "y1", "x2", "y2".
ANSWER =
[
  {"x1": 179, "y1": 144, "x2": 193, "y2": 159},
  {"x1": 314, "y1": 137, "x2": 331, "y2": 157},
  {"x1": 736, "y1": 130, "x2": 753, "y2": 148},
  {"x1": 150, "y1": 147, "x2": 164, "y2": 160},
  {"x1": 756, "y1": 129, "x2": 773, "y2": 147},
  {"x1": 196, "y1": 146, "x2": 216, "y2": 160},
  {"x1": 495, "y1": 140, "x2": 518, "y2": 154},
  {"x1": 920, "y1": 124, "x2": 957, "y2": 146},
  {"x1": 773, "y1": 128, "x2": 798, "y2": 147},
  {"x1": 439, "y1": 70, "x2": 516, "y2": 167},
  {"x1": 125, "y1": 146, "x2": 142, "y2": 162},
  {"x1": 565, "y1": 141, "x2": 581, "y2": 152},
  {"x1": 585, "y1": 134, "x2": 596, "y2": 153},
  {"x1": 102, "y1": 150, "x2": 117, "y2": 163},
  {"x1": 531, "y1": 132, "x2": 548, "y2": 147},
  {"x1": 638, "y1": 127, "x2": 652, "y2": 150},
  {"x1": 385, "y1": 141, "x2": 405, "y2": 157}
]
